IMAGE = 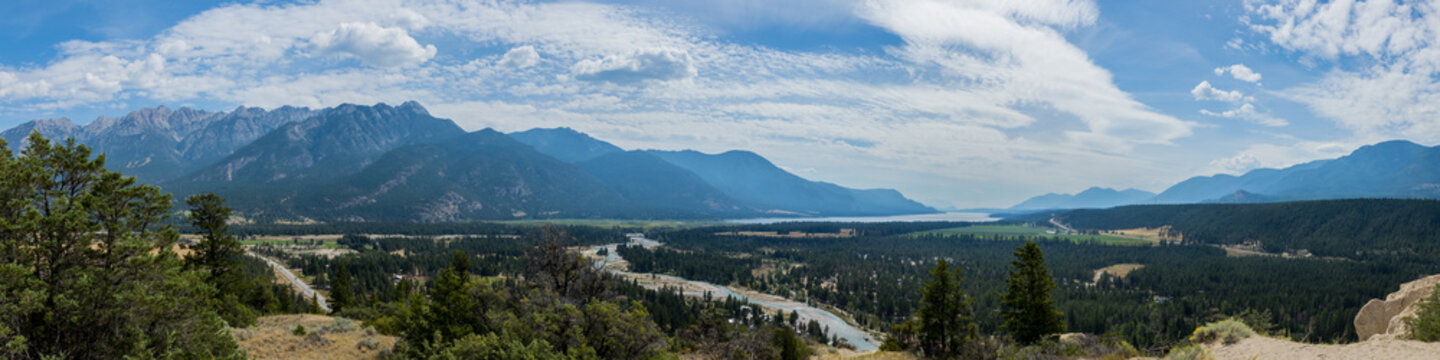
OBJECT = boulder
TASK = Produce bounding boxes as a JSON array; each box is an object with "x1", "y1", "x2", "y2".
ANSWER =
[{"x1": 1355, "y1": 274, "x2": 1440, "y2": 341}]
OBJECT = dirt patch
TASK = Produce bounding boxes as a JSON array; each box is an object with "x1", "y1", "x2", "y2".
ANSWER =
[
  {"x1": 1109, "y1": 226, "x2": 1181, "y2": 243},
  {"x1": 233, "y1": 314, "x2": 395, "y2": 360},
  {"x1": 1093, "y1": 263, "x2": 1145, "y2": 283},
  {"x1": 1206, "y1": 336, "x2": 1440, "y2": 359},
  {"x1": 298, "y1": 248, "x2": 356, "y2": 259}
]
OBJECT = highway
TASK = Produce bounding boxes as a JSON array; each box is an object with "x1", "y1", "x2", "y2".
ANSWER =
[{"x1": 249, "y1": 251, "x2": 330, "y2": 313}]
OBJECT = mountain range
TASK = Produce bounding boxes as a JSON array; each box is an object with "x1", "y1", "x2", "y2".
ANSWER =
[
  {"x1": 1008, "y1": 187, "x2": 1156, "y2": 211},
  {"x1": 1, "y1": 102, "x2": 935, "y2": 222},
  {"x1": 1010, "y1": 140, "x2": 1440, "y2": 210}
]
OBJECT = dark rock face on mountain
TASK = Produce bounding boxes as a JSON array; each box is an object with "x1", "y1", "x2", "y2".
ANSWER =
[
  {"x1": 5, "y1": 101, "x2": 937, "y2": 221},
  {"x1": 1155, "y1": 140, "x2": 1440, "y2": 203},
  {"x1": 183, "y1": 102, "x2": 463, "y2": 185},
  {"x1": 290, "y1": 130, "x2": 628, "y2": 222},
  {"x1": 645, "y1": 150, "x2": 936, "y2": 216},
  {"x1": 1009, "y1": 187, "x2": 1157, "y2": 210},
  {"x1": 1, "y1": 105, "x2": 314, "y2": 182}
]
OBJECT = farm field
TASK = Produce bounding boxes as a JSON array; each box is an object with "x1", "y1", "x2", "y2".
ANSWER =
[{"x1": 911, "y1": 224, "x2": 1151, "y2": 245}]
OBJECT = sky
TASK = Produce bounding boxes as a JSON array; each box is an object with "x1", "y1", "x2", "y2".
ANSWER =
[{"x1": 1, "y1": 0, "x2": 1437, "y2": 209}]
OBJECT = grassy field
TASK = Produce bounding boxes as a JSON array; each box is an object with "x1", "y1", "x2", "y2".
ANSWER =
[{"x1": 911, "y1": 225, "x2": 1151, "y2": 246}]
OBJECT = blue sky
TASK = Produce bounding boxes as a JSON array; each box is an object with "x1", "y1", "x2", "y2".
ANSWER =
[{"x1": 1, "y1": 0, "x2": 1436, "y2": 208}]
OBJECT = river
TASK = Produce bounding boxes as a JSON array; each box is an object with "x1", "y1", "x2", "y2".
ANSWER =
[{"x1": 587, "y1": 234, "x2": 881, "y2": 351}]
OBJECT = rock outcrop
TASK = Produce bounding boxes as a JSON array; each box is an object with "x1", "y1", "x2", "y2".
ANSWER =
[{"x1": 1355, "y1": 274, "x2": 1440, "y2": 341}]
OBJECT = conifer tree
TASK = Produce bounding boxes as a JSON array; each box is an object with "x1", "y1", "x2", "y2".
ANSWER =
[
  {"x1": 330, "y1": 261, "x2": 354, "y2": 314},
  {"x1": 0, "y1": 133, "x2": 243, "y2": 358},
  {"x1": 1001, "y1": 241, "x2": 1065, "y2": 345},
  {"x1": 185, "y1": 193, "x2": 257, "y2": 326},
  {"x1": 1407, "y1": 286, "x2": 1440, "y2": 342},
  {"x1": 916, "y1": 258, "x2": 977, "y2": 358}
]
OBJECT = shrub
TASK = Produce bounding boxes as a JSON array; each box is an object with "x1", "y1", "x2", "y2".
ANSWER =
[
  {"x1": 1190, "y1": 319, "x2": 1255, "y2": 345},
  {"x1": 1164, "y1": 344, "x2": 1214, "y2": 360},
  {"x1": 293, "y1": 325, "x2": 307, "y2": 336},
  {"x1": 357, "y1": 337, "x2": 382, "y2": 351},
  {"x1": 1405, "y1": 286, "x2": 1440, "y2": 342}
]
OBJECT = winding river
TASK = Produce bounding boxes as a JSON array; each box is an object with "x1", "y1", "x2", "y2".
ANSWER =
[{"x1": 587, "y1": 234, "x2": 881, "y2": 351}]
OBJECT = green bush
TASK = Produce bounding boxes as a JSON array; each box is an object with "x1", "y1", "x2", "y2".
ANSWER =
[
  {"x1": 1189, "y1": 319, "x2": 1255, "y2": 345},
  {"x1": 1406, "y1": 286, "x2": 1440, "y2": 342},
  {"x1": 1164, "y1": 344, "x2": 1214, "y2": 360},
  {"x1": 293, "y1": 325, "x2": 307, "y2": 336}
]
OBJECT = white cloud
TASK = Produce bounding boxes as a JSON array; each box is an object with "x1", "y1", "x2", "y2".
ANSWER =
[
  {"x1": 498, "y1": 46, "x2": 540, "y2": 68},
  {"x1": 1190, "y1": 80, "x2": 1248, "y2": 102},
  {"x1": 856, "y1": 0, "x2": 1194, "y2": 152},
  {"x1": 1210, "y1": 152, "x2": 1262, "y2": 174},
  {"x1": 311, "y1": 22, "x2": 437, "y2": 67},
  {"x1": 1245, "y1": 0, "x2": 1440, "y2": 142},
  {"x1": 0, "y1": 0, "x2": 1212, "y2": 207},
  {"x1": 572, "y1": 48, "x2": 696, "y2": 84},
  {"x1": 1214, "y1": 63, "x2": 1262, "y2": 83},
  {"x1": 1199, "y1": 103, "x2": 1288, "y2": 127},
  {"x1": 1208, "y1": 140, "x2": 1358, "y2": 175}
]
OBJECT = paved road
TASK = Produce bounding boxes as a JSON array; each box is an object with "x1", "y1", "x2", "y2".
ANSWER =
[
  {"x1": 1050, "y1": 217, "x2": 1076, "y2": 234},
  {"x1": 249, "y1": 251, "x2": 330, "y2": 313}
]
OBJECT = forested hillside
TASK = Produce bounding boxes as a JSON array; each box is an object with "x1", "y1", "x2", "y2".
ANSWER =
[{"x1": 1036, "y1": 199, "x2": 1440, "y2": 259}]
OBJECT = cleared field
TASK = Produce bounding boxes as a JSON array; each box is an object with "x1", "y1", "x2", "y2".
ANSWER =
[{"x1": 912, "y1": 225, "x2": 1151, "y2": 246}]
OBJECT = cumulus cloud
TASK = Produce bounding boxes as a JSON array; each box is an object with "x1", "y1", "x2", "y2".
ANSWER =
[
  {"x1": 311, "y1": 22, "x2": 436, "y2": 67},
  {"x1": 1199, "y1": 103, "x2": 1288, "y2": 127},
  {"x1": 1214, "y1": 63, "x2": 1262, "y2": 83},
  {"x1": 498, "y1": 46, "x2": 540, "y2": 68},
  {"x1": 1210, "y1": 152, "x2": 1262, "y2": 174},
  {"x1": 1245, "y1": 0, "x2": 1440, "y2": 141},
  {"x1": 0, "y1": 0, "x2": 1214, "y2": 207},
  {"x1": 572, "y1": 48, "x2": 696, "y2": 84},
  {"x1": 1190, "y1": 80, "x2": 1247, "y2": 102}
]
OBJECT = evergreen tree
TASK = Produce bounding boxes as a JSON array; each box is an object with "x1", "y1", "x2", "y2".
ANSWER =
[
  {"x1": 1406, "y1": 286, "x2": 1440, "y2": 342},
  {"x1": 330, "y1": 261, "x2": 354, "y2": 314},
  {"x1": 185, "y1": 193, "x2": 256, "y2": 326},
  {"x1": 185, "y1": 193, "x2": 243, "y2": 281},
  {"x1": 0, "y1": 133, "x2": 243, "y2": 359},
  {"x1": 1000, "y1": 241, "x2": 1065, "y2": 345},
  {"x1": 915, "y1": 258, "x2": 977, "y2": 358}
]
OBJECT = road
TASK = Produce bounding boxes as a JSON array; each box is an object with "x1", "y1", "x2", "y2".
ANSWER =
[
  {"x1": 249, "y1": 251, "x2": 330, "y2": 313},
  {"x1": 587, "y1": 234, "x2": 881, "y2": 351},
  {"x1": 1049, "y1": 217, "x2": 1076, "y2": 234}
]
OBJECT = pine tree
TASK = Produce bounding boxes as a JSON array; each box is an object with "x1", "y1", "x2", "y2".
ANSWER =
[
  {"x1": 1406, "y1": 286, "x2": 1440, "y2": 342},
  {"x1": 916, "y1": 258, "x2": 977, "y2": 358},
  {"x1": 1001, "y1": 241, "x2": 1065, "y2": 345},
  {"x1": 185, "y1": 193, "x2": 243, "y2": 281},
  {"x1": 185, "y1": 193, "x2": 257, "y2": 326},
  {"x1": 330, "y1": 261, "x2": 354, "y2": 314},
  {"x1": 0, "y1": 133, "x2": 244, "y2": 358}
]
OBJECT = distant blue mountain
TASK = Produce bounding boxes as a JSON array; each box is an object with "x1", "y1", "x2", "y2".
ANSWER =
[
  {"x1": 1155, "y1": 140, "x2": 1440, "y2": 203},
  {"x1": 1009, "y1": 187, "x2": 1156, "y2": 210},
  {"x1": 509, "y1": 127, "x2": 623, "y2": 163},
  {"x1": 645, "y1": 150, "x2": 937, "y2": 216},
  {"x1": 510, "y1": 128, "x2": 937, "y2": 217}
]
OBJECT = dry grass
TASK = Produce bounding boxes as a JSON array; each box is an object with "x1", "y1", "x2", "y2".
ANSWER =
[
  {"x1": 811, "y1": 350, "x2": 919, "y2": 360},
  {"x1": 715, "y1": 229, "x2": 855, "y2": 238},
  {"x1": 234, "y1": 314, "x2": 395, "y2": 360},
  {"x1": 1093, "y1": 263, "x2": 1146, "y2": 283}
]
